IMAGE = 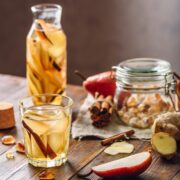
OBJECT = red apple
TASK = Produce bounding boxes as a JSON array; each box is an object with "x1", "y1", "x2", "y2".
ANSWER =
[
  {"x1": 92, "y1": 151, "x2": 152, "y2": 177},
  {"x1": 83, "y1": 71, "x2": 116, "y2": 97}
]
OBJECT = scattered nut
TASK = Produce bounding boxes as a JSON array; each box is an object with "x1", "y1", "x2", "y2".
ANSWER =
[
  {"x1": 39, "y1": 170, "x2": 55, "y2": 180},
  {"x1": 6, "y1": 152, "x2": 15, "y2": 159},
  {"x1": 16, "y1": 141, "x2": 25, "y2": 154},
  {"x1": 1, "y1": 135, "x2": 16, "y2": 145}
]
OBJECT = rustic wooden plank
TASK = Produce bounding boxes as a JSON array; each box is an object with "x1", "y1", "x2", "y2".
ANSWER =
[
  {"x1": 3, "y1": 140, "x2": 103, "y2": 180},
  {"x1": 72, "y1": 140, "x2": 180, "y2": 180},
  {"x1": 0, "y1": 74, "x2": 179, "y2": 180},
  {"x1": 71, "y1": 140, "x2": 149, "y2": 180},
  {"x1": 172, "y1": 170, "x2": 180, "y2": 180},
  {"x1": 0, "y1": 75, "x2": 26, "y2": 100}
]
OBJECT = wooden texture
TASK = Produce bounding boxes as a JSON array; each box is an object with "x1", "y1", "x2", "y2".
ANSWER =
[{"x1": 0, "y1": 74, "x2": 179, "y2": 180}]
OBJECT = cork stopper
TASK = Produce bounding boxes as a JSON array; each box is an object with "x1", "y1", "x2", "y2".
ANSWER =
[{"x1": 0, "y1": 102, "x2": 15, "y2": 129}]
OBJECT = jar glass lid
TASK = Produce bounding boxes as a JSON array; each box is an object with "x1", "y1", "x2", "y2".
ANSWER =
[
  {"x1": 112, "y1": 58, "x2": 174, "y2": 93},
  {"x1": 116, "y1": 58, "x2": 171, "y2": 76}
]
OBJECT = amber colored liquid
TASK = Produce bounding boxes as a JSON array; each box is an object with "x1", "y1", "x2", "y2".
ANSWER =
[
  {"x1": 26, "y1": 19, "x2": 67, "y2": 95},
  {"x1": 22, "y1": 105, "x2": 70, "y2": 167}
]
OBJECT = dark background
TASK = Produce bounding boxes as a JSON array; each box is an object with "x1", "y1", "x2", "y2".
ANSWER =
[{"x1": 0, "y1": 0, "x2": 180, "y2": 84}]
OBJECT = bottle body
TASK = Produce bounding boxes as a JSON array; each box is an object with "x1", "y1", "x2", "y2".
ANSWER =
[{"x1": 26, "y1": 5, "x2": 66, "y2": 95}]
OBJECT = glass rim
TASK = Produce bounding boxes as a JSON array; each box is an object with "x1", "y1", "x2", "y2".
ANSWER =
[
  {"x1": 19, "y1": 93, "x2": 73, "y2": 110},
  {"x1": 31, "y1": 3, "x2": 62, "y2": 13}
]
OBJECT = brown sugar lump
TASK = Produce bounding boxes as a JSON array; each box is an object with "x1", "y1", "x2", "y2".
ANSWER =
[{"x1": 0, "y1": 102, "x2": 15, "y2": 129}]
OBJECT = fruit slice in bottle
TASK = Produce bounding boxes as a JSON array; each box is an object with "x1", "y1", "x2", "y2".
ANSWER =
[
  {"x1": 27, "y1": 64, "x2": 43, "y2": 94},
  {"x1": 36, "y1": 20, "x2": 66, "y2": 46},
  {"x1": 27, "y1": 39, "x2": 43, "y2": 74}
]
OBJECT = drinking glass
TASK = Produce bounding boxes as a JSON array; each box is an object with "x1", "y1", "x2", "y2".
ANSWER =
[{"x1": 19, "y1": 94, "x2": 73, "y2": 167}]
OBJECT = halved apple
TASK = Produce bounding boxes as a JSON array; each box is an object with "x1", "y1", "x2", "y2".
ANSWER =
[{"x1": 92, "y1": 151, "x2": 152, "y2": 177}]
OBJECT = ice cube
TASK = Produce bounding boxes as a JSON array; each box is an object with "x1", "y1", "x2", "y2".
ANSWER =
[
  {"x1": 47, "y1": 133, "x2": 64, "y2": 154},
  {"x1": 49, "y1": 111, "x2": 70, "y2": 134}
]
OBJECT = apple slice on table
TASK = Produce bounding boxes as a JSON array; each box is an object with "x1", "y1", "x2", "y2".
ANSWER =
[{"x1": 92, "y1": 152, "x2": 152, "y2": 177}]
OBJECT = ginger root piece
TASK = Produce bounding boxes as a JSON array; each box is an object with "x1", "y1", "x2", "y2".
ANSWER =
[
  {"x1": 104, "y1": 141, "x2": 134, "y2": 155},
  {"x1": 152, "y1": 112, "x2": 180, "y2": 141},
  {"x1": 151, "y1": 132, "x2": 177, "y2": 158}
]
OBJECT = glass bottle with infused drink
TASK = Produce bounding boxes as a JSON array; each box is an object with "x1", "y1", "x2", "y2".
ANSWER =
[{"x1": 26, "y1": 4, "x2": 67, "y2": 95}]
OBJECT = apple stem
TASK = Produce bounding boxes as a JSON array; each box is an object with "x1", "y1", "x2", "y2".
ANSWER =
[
  {"x1": 74, "y1": 70, "x2": 87, "y2": 81},
  {"x1": 174, "y1": 72, "x2": 180, "y2": 79}
]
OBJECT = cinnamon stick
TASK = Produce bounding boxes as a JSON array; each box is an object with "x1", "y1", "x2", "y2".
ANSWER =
[
  {"x1": 22, "y1": 120, "x2": 47, "y2": 157},
  {"x1": 101, "y1": 101, "x2": 109, "y2": 113},
  {"x1": 101, "y1": 130, "x2": 135, "y2": 146},
  {"x1": 89, "y1": 93, "x2": 114, "y2": 128},
  {"x1": 22, "y1": 120, "x2": 57, "y2": 159},
  {"x1": 89, "y1": 102, "x2": 101, "y2": 115}
]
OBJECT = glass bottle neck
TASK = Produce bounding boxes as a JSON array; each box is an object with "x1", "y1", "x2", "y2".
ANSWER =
[{"x1": 31, "y1": 4, "x2": 62, "y2": 28}]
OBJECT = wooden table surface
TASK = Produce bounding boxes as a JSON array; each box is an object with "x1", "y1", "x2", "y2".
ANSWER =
[{"x1": 0, "y1": 74, "x2": 179, "y2": 180}]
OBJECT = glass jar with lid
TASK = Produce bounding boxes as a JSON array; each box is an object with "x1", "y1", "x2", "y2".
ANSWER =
[{"x1": 112, "y1": 58, "x2": 178, "y2": 129}]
